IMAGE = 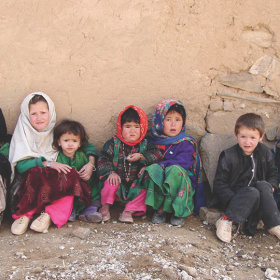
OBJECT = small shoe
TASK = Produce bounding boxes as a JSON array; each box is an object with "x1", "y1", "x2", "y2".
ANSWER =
[
  {"x1": 68, "y1": 208, "x2": 77, "y2": 222},
  {"x1": 151, "y1": 211, "x2": 166, "y2": 224},
  {"x1": 30, "y1": 212, "x2": 51, "y2": 233},
  {"x1": 216, "y1": 218, "x2": 232, "y2": 243},
  {"x1": 170, "y1": 215, "x2": 185, "y2": 226},
  {"x1": 79, "y1": 206, "x2": 102, "y2": 223},
  {"x1": 11, "y1": 216, "x2": 30, "y2": 235},
  {"x1": 99, "y1": 206, "x2": 111, "y2": 222},
  {"x1": 119, "y1": 211, "x2": 133, "y2": 223},
  {"x1": 268, "y1": 225, "x2": 280, "y2": 240}
]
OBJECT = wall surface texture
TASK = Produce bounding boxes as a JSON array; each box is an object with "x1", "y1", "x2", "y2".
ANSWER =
[{"x1": 1, "y1": 0, "x2": 280, "y2": 150}]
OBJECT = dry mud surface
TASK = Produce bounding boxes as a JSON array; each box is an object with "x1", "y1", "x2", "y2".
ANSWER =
[{"x1": 0, "y1": 205, "x2": 279, "y2": 280}]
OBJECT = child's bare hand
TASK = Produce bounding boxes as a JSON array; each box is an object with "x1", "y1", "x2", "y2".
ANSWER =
[
  {"x1": 138, "y1": 166, "x2": 146, "y2": 178},
  {"x1": 108, "y1": 172, "x2": 121, "y2": 186},
  {"x1": 78, "y1": 162, "x2": 94, "y2": 181},
  {"x1": 48, "y1": 162, "x2": 72, "y2": 174},
  {"x1": 126, "y1": 153, "x2": 145, "y2": 162}
]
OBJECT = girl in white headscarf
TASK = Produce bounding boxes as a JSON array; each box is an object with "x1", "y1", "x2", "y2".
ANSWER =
[{"x1": 9, "y1": 92, "x2": 97, "y2": 235}]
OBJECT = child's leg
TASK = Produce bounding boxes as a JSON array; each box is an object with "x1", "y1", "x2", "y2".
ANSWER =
[
  {"x1": 216, "y1": 187, "x2": 260, "y2": 242},
  {"x1": 163, "y1": 165, "x2": 194, "y2": 218},
  {"x1": 101, "y1": 180, "x2": 119, "y2": 205},
  {"x1": 45, "y1": 196, "x2": 74, "y2": 228},
  {"x1": 11, "y1": 207, "x2": 41, "y2": 235},
  {"x1": 12, "y1": 206, "x2": 42, "y2": 220},
  {"x1": 225, "y1": 186, "x2": 260, "y2": 224},
  {"x1": 100, "y1": 180, "x2": 119, "y2": 221},
  {"x1": 255, "y1": 181, "x2": 280, "y2": 229},
  {"x1": 124, "y1": 189, "x2": 147, "y2": 216}
]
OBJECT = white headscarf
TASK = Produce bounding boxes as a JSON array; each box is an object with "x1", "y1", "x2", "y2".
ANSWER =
[{"x1": 9, "y1": 92, "x2": 58, "y2": 170}]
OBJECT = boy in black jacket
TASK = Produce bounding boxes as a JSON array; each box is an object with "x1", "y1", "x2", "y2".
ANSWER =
[{"x1": 213, "y1": 113, "x2": 280, "y2": 243}]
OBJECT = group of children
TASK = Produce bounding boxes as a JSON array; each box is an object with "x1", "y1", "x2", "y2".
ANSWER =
[{"x1": 2, "y1": 91, "x2": 280, "y2": 244}]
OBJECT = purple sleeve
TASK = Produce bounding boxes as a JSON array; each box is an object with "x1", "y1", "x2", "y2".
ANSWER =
[{"x1": 160, "y1": 141, "x2": 194, "y2": 171}]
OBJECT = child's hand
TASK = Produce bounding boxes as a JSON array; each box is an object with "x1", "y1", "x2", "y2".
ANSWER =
[
  {"x1": 138, "y1": 166, "x2": 146, "y2": 178},
  {"x1": 78, "y1": 162, "x2": 94, "y2": 181},
  {"x1": 49, "y1": 162, "x2": 72, "y2": 174},
  {"x1": 126, "y1": 153, "x2": 145, "y2": 162},
  {"x1": 107, "y1": 172, "x2": 121, "y2": 186}
]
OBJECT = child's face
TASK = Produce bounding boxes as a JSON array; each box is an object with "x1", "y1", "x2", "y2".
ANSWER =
[
  {"x1": 235, "y1": 126, "x2": 264, "y2": 155},
  {"x1": 163, "y1": 111, "x2": 183, "y2": 137},
  {"x1": 121, "y1": 121, "x2": 141, "y2": 142},
  {"x1": 29, "y1": 101, "x2": 50, "y2": 131},
  {"x1": 58, "y1": 132, "x2": 81, "y2": 158}
]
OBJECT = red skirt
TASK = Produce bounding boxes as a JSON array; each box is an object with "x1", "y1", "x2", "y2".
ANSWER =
[{"x1": 14, "y1": 167, "x2": 91, "y2": 216}]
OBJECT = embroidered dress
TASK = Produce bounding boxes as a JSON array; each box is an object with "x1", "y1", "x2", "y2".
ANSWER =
[
  {"x1": 56, "y1": 151, "x2": 99, "y2": 214},
  {"x1": 98, "y1": 105, "x2": 162, "y2": 212},
  {"x1": 145, "y1": 100, "x2": 206, "y2": 216}
]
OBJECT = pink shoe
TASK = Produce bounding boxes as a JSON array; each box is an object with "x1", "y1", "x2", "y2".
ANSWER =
[
  {"x1": 119, "y1": 211, "x2": 133, "y2": 223},
  {"x1": 99, "y1": 206, "x2": 111, "y2": 222}
]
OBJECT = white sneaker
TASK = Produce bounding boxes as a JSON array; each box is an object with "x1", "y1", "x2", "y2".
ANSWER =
[
  {"x1": 268, "y1": 225, "x2": 280, "y2": 240},
  {"x1": 11, "y1": 216, "x2": 30, "y2": 235},
  {"x1": 216, "y1": 218, "x2": 232, "y2": 243},
  {"x1": 30, "y1": 213, "x2": 51, "y2": 233}
]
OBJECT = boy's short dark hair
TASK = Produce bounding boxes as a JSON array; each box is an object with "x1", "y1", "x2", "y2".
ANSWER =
[
  {"x1": 166, "y1": 104, "x2": 186, "y2": 125},
  {"x1": 121, "y1": 108, "x2": 140, "y2": 126},
  {"x1": 53, "y1": 119, "x2": 89, "y2": 151},
  {"x1": 234, "y1": 113, "x2": 265, "y2": 136},
  {"x1": 29, "y1": 94, "x2": 48, "y2": 109}
]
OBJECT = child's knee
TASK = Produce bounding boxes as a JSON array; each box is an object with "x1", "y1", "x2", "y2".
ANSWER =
[{"x1": 255, "y1": 181, "x2": 273, "y2": 194}]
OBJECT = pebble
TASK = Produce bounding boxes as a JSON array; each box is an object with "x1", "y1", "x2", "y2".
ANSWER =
[
  {"x1": 72, "y1": 227, "x2": 91, "y2": 239},
  {"x1": 265, "y1": 268, "x2": 280, "y2": 280}
]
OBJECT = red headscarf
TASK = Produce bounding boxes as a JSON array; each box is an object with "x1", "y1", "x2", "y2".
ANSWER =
[{"x1": 115, "y1": 105, "x2": 148, "y2": 146}]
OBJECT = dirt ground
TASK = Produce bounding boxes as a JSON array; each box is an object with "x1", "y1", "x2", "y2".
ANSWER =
[{"x1": 0, "y1": 205, "x2": 279, "y2": 280}]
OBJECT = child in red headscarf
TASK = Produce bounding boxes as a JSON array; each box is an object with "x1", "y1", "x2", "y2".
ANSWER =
[{"x1": 97, "y1": 106, "x2": 162, "y2": 223}]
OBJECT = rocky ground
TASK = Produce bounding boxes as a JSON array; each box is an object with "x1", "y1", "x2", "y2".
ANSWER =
[{"x1": 0, "y1": 205, "x2": 279, "y2": 280}]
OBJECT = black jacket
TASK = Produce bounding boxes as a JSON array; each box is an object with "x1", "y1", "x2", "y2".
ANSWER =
[{"x1": 212, "y1": 142, "x2": 278, "y2": 207}]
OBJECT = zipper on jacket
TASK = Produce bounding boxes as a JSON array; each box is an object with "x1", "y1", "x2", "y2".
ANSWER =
[{"x1": 247, "y1": 154, "x2": 255, "y2": 187}]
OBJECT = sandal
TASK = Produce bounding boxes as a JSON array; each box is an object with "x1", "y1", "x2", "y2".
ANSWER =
[
  {"x1": 119, "y1": 211, "x2": 133, "y2": 223},
  {"x1": 99, "y1": 206, "x2": 111, "y2": 222}
]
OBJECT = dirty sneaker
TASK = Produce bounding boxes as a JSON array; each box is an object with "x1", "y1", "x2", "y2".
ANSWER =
[
  {"x1": 79, "y1": 206, "x2": 102, "y2": 223},
  {"x1": 216, "y1": 217, "x2": 232, "y2": 243},
  {"x1": 11, "y1": 216, "x2": 30, "y2": 235},
  {"x1": 151, "y1": 211, "x2": 166, "y2": 224},
  {"x1": 170, "y1": 215, "x2": 185, "y2": 226},
  {"x1": 30, "y1": 212, "x2": 51, "y2": 233},
  {"x1": 268, "y1": 225, "x2": 280, "y2": 240}
]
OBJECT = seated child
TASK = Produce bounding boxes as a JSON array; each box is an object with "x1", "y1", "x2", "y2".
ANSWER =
[
  {"x1": 213, "y1": 113, "x2": 280, "y2": 243},
  {"x1": 98, "y1": 105, "x2": 162, "y2": 223},
  {"x1": 9, "y1": 92, "x2": 96, "y2": 235},
  {"x1": 145, "y1": 100, "x2": 205, "y2": 226},
  {"x1": 52, "y1": 119, "x2": 101, "y2": 223}
]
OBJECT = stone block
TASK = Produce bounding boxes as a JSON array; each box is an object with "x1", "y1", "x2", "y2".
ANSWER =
[
  {"x1": 199, "y1": 207, "x2": 209, "y2": 221},
  {"x1": 210, "y1": 99, "x2": 223, "y2": 111},
  {"x1": 200, "y1": 133, "x2": 236, "y2": 190},
  {"x1": 72, "y1": 227, "x2": 91, "y2": 239},
  {"x1": 206, "y1": 111, "x2": 241, "y2": 135},
  {"x1": 249, "y1": 55, "x2": 274, "y2": 75},
  {"x1": 242, "y1": 30, "x2": 273, "y2": 48},
  {"x1": 199, "y1": 207, "x2": 222, "y2": 224},
  {"x1": 219, "y1": 73, "x2": 263, "y2": 93},
  {"x1": 223, "y1": 101, "x2": 234, "y2": 111},
  {"x1": 205, "y1": 210, "x2": 223, "y2": 225}
]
